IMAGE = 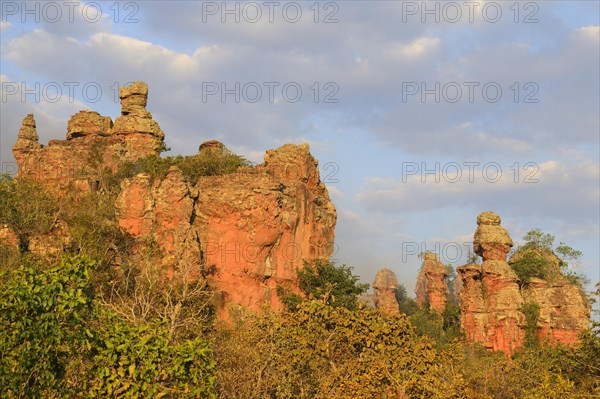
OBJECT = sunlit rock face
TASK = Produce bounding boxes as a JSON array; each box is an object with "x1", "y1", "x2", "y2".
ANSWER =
[
  {"x1": 13, "y1": 82, "x2": 164, "y2": 192},
  {"x1": 457, "y1": 211, "x2": 590, "y2": 356},
  {"x1": 415, "y1": 253, "x2": 447, "y2": 314},
  {"x1": 11, "y1": 82, "x2": 337, "y2": 318},
  {"x1": 116, "y1": 143, "x2": 337, "y2": 316},
  {"x1": 373, "y1": 268, "x2": 400, "y2": 315},
  {"x1": 458, "y1": 212, "x2": 525, "y2": 356}
]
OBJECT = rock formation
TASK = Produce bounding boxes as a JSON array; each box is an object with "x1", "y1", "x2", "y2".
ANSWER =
[
  {"x1": 415, "y1": 253, "x2": 447, "y2": 313},
  {"x1": 457, "y1": 212, "x2": 525, "y2": 356},
  {"x1": 373, "y1": 268, "x2": 400, "y2": 315},
  {"x1": 9, "y1": 81, "x2": 337, "y2": 316},
  {"x1": 455, "y1": 212, "x2": 591, "y2": 355},
  {"x1": 508, "y1": 249, "x2": 591, "y2": 345},
  {"x1": 13, "y1": 81, "x2": 164, "y2": 191},
  {"x1": 12, "y1": 114, "x2": 41, "y2": 165},
  {"x1": 115, "y1": 143, "x2": 336, "y2": 314}
]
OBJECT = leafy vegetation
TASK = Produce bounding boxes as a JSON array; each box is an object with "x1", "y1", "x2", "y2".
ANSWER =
[
  {"x1": 0, "y1": 255, "x2": 216, "y2": 398},
  {"x1": 278, "y1": 259, "x2": 369, "y2": 310},
  {"x1": 0, "y1": 175, "x2": 58, "y2": 247},
  {"x1": 1, "y1": 167, "x2": 598, "y2": 397},
  {"x1": 521, "y1": 301, "x2": 541, "y2": 348},
  {"x1": 107, "y1": 146, "x2": 253, "y2": 187},
  {"x1": 510, "y1": 228, "x2": 586, "y2": 287}
]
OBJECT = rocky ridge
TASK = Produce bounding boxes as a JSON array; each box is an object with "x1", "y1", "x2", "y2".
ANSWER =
[{"x1": 10, "y1": 81, "x2": 337, "y2": 316}]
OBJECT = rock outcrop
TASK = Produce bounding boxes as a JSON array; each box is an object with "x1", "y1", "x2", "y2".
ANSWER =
[
  {"x1": 12, "y1": 114, "x2": 42, "y2": 165},
  {"x1": 116, "y1": 143, "x2": 336, "y2": 315},
  {"x1": 415, "y1": 253, "x2": 448, "y2": 313},
  {"x1": 457, "y1": 212, "x2": 525, "y2": 356},
  {"x1": 13, "y1": 82, "x2": 164, "y2": 191},
  {"x1": 10, "y1": 81, "x2": 337, "y2": 316},
  {"x1": 508, "y1": 249, "x2": 591, "y2": 345},
  {"x1": 373, "y1": 268, "x2": 400, "y2": 315},
  {"x1": 457, "y1": 212, "x2": 591, "y2": 355}
]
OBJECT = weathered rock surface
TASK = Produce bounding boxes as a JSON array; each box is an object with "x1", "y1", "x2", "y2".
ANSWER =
[
  {"x1": 13, "y1": 114, "x2": 42, "y2": 165},
  {"x1": 415, "y1": 253, "x2": 447, "y2": 313},
  {"x1": 373, "y1": 268, "x2": 399, "y2": 315},
  {"x1": 193, "y1": 144, "x2": 336, "y2": 313},
  {"x1": 66, "y1": 110, "x2": 112, "y2": 139},
  {"x1": 457, "y1": 212, "x2": 525, "y2": 356},
  {"x1": 13, "y1": 82, "x2": 164, "y2": 191},
  {"x1": 458, "y1": 212, "x2": 591, "y2": 355},
  {"x1": 12, "y1": 81, "x2": 337, "y2": 317},
  {"x1": 113, "y1": 142, "x2": 336, "y2": 315},
  {"x1": 508, "y1": 249, "x2": 591, "y2": 346}
]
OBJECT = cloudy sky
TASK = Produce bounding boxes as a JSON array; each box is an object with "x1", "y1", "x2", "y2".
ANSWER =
[{"x1": 1, "y1": 1, "x2": 598, "y2": 305}]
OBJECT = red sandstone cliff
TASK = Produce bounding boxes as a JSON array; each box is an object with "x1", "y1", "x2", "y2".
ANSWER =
[
  {"x1": 10, "y1": 81, "x2": 337, "y2": 315},
  {"x1": 508, "y1": 249, "x2": 591, "y2": 345},
  {"x1": 13, "y1": 82, "x2": 164, "y2": 191}
]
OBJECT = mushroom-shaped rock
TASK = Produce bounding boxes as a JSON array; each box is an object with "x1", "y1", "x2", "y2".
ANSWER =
[
  {"x1": 473, "y1": 211, "x2": 513, "y2": 261},
  {"x1": 373, "y1": 268, "x2": 399, "y2": 315},
  {"x1": 112, "y1": 81, "x2": 164, "y2": 139},
  {"x1": 458, "y1": 211, "x2": 525, "y2": 356}
]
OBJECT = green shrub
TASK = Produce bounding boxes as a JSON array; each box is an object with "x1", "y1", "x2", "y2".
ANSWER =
[
  {"x1": 0, "y1": 256, "x2": 95, "y2": 398},
  {"x1": 88, "y1": 309, "x2": 216, "y2": 398},
  {"x1": 511, "y1": 252, "x2": 547, "y2": 285},
  {"x1": 0, "y1": 175, "x2": 58, "y2": 244},
  {"x1": 520, "y1": 302, "x2": 541, "y2": 348},
  {"x1": 280, "y1": 259, "x2": 369, "y2": 311},
  {"x1": 107, "y1": 147, "x2": 253, "y2": 188}
]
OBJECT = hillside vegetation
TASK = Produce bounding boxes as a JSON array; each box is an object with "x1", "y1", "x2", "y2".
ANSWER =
[{"x1": 1, "y1": 172, "x2": 599, "y2": 398}]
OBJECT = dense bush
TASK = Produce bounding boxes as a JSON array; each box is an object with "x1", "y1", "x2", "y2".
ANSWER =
[
  {"x1": 0, "y1": 175, "x2": 58, "y2": 245},
  {"x1": 0, "y1": 255, "x2": 216, "y2": 398},
  {"x1": 214, "y1": 299, "x2": 466, "y2": 399},
  {"x1": 510, "y1": 229, "x2": 587, "y2": 288}
]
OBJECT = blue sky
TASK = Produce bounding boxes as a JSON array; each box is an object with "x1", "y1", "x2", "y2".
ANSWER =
[{"x1": 1, "y1": 1, "x2": 599, "y2": 309}]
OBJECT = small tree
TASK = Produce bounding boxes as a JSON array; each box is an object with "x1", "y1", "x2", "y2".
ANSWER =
[
  {"x1": 511, "y1": 229, "x2": 586, "y2": 287},
  {"x1": 279, "y1": 259, "x2": 369, "y2": 310}
]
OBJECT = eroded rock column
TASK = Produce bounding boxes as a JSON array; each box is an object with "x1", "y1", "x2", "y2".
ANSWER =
[
  {"x1": 415, "y1": 253, "x2": 447, "y2": 313},
  {"x1": 457, "y1": 211, "x2": 525, "y2": 356},
  {"x1": 373, "y1": 268, "x2": 400, "y2": 315}
]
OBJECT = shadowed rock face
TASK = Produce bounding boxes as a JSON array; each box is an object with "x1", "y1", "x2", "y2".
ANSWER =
[
  {"x1": 13, "y1": 82, "x2": 164, "y2": 191},
  {"x1": 10, "y1": 82, "x2": 337, "y2": 316},
  {"x1": 457, "y1": 212, "x2": 525, "y2": 356},
  {"x1": 373, "y1": 268, "x2": 399, "y2": 315},
  {"x1": 415, "y1": 253, "x2": 447, "y2": 314}
]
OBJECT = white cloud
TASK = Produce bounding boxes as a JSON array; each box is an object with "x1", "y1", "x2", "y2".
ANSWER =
[
  {"x1": 355, "y1": 159, "x2": 600, "y2": 224},
  {"x1": 392, "y1": 36, "x2": 440, "y2": 58},
  {"x1": 0, "y1": 21, "x2": 11, "y2": 31}
]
